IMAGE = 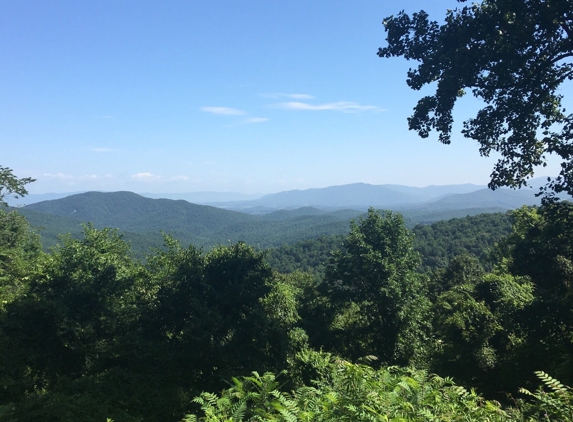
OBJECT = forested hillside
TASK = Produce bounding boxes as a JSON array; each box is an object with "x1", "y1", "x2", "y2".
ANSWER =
[
  {"x1": 2, "y1": 199, "x2": 573, "y2": 421},
  {"x1": 19, "y1": 191, "x2": 517, "y2": 257},
  {"x1": 19, "y1": 193, "x2": 360, "y2": 253},
  {"x1": 267, "y1": 212, "x2": 513, "y2": 275}
]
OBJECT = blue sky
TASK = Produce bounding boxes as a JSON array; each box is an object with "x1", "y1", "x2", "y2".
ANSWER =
[{"x1": 1, "y1": 0, "x2": 567, "y2": 194}]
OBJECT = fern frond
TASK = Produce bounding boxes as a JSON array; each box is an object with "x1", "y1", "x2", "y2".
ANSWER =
[
  {"x1": 518, "y1": 387, "x2": 535, "y2": 397},
  {"x1": 230, "y1": 400, "x2": 247, "y2": 420},
  {"x1": 535, "y1": 371, "x2": 568, "y2": 394}
]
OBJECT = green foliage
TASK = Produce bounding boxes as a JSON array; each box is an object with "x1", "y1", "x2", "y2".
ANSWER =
[
  {"x1": 432, "y1": 266, "x2": 535, "y2": 394},
  {"x1": 520, "y1": 372, "x2": 573, "y2": 421},
  {"x1": 185, "y1": 355, "x2": 522, "y2": 421},
  {"x1": 2, "y1": 196, "x2": 573, "y2": 420},
  {"x1": 0, "y1": 225, "x2": 159, "y2": 421},
  {"x1": 413, "y1": 212, "x2": 512, "y2": 272},
  {"x1": 0, "y1": 210, "x2": 42, "y2": 307},
  {"x1": 380, "y1": 0, "x2": 573, "y2": 195},
  {"x1": 266, "y1": 212, "x2": 512, "y2": 279},
  {"x1": 0, "y1": 166, "x2": 35, "y2": 207},
  {"x1": 0, "y1": 227, "x2": 313, "y2": 421},
  {"x1": 428, "y1": 255, "x2": 485, "y2": 300},
  {"x1": 493, "y1": 202, "x2": 573, "y2": 391},
  {"x1": 501, "y1": 203, "x2": 573, "y2": 297},
  {"x1": 266, "y1": 235, "x2": 345, "y2": 276},
  {"x1": 321, "y1": 208, "x2": 432, "y2": 366}
]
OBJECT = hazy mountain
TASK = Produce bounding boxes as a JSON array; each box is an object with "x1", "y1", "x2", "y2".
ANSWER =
[
  {"x1": 20, "y1": 191, "x2": 517, "y2": 256},
  {"x1": 211, "y1": 182, "x2": 546, "y2": 213},
  {"x1": 380, "y1": 183, "x2": 485, "y2": 201},
  {"x1": 13, "y1": 178, "x2": 560, "y2": 209},
  {"x1": 223, "y1": 183, "x2": 421, "y2": 209},
  {"x1": 24, "y1": 191, "x2": 257, "y2": 237},
  {"x1": 261, "y1": 207, "x2": 329, "y2": 221},
  {"x1": 21, "y1": 192, "x2": 359, "y2": 251},
  {"x1": 214, "y1": 183, "x2": 479, "y2": 212},
  {"x1": 141, "y1": 191, "x2": 262, "y2": 203},
  {"x1": 5, "y1": 192, "x2": 84, "y2": 206},
  {"x1": 19, "y1": 180, "x2": 554, "y2": 256},
  {"x1": 421, "y1": 188, "x2": 541, "y2": 210}
]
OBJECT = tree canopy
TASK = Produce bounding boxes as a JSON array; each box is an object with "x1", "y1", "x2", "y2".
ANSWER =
[
  {"x1": 0, "y1": 166, "x2": 35, "y2": 207},
  {"x1": 321, "y1": 209, "x2": 431, "y2": 366},
  {"x1": 379, "y1": 0, "x2": 573, "y2": 196}
]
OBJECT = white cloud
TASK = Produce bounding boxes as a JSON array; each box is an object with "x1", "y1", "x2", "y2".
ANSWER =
[
  {"x1": 200, "y1": 106, "x2": 246, "y2": 115},
  {"x1": 80, "y1": 174, "x2": 114, "y2": 180},
  {"x1": 168, "y1": 175, "x2": 189, "y2": 181},
  {"x1": 245, "y1": 117, "x2": 269, "y2": 123},
  {"x1": 130, "y1": 173, "x2": 190, "y2": 182},
  {"x1": 131, "y1": 172, "x2": 162, "y2": 181},
  {"x1": 260, "y1": 93, "x2": 315, "y2": 100},
  {"x1": 42, "y1": 173, "x2": 115, "y2": 182},
  {"x1": 43, "y1": 173, "x2": 74, "y2": 180},
  {"x1": 271, "y1": 101, "x2": 385, "y2": 112}
]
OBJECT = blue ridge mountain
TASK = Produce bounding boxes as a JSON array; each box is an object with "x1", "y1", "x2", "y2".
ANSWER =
[
  {"x1": 18, "y1": 182, "x2": 553, "y2": 256},
  {"x1": 20, "y1": 192, "x2": 361, "y2": 253},
  {"x1": 211, "y1": 182, "x2": 489, "y2": 211},
  {"x1": 141, "y1": 191, "x2": 262, "y2": 203},
  {"x1": 417, "y1": 188, "x2": 541, "y2": 210},
  {"x1": 24, "y1": 191, "x2": 257, "y2": 237},
  {"x1": 209, "y1": 182, "x2": 549, "y2": 212}
]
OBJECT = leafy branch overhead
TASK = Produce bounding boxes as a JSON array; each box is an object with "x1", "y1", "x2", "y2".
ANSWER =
[
  {"x1": 0, "y1": 166, "x2": 35, "y2": 207},
  {"x1": 379, "y1": 0, "x2": 573, "y2": 195}
]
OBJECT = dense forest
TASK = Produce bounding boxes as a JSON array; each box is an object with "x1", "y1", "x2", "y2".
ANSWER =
[
  {"x1": 1, "y1": 194, "x2": 572, "y2": 420},
  {"x1": 266, "y1": 211, "x2": 513, "y2": 275},
  {"x1": 16, "y1": 190, "x2": 515, "y2": 258}
]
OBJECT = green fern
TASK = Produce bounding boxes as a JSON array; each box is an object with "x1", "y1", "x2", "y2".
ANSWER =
[
  {"x1": 519, "y1": 372, "x2": 573, "y2": 421},
  {"x1": 535, "y1": 371, "x2": 569, "y2": 395}
]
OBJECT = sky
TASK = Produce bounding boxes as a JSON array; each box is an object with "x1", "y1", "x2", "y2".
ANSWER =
[{"x1": 1, "y1": 0, "x2": 569, "y2": 195}]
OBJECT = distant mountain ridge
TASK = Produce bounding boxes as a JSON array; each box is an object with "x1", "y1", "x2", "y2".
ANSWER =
[
  {"x1": 17, "y1": 180, "x2": 561, "y2": 255},
  {"x1": 13, "y1": 178, "x2": 560, "y2": 209},
  {"x1": 21, "y1": 192, "x2": 363, "y2": 252},
  {"x1": 211, "y1": 182, "x2": 547, "y2": 213},
  {"x1": 423, "y1": 188, "x2": 540, "y2": 210},
  {"x1": 19, "y1": 187, "x2": 532, "y2": 256},
  {"x1": 211, "y1": 182, "x2": 489, "y2": 211},
  {"x1": 7, "y1": 190, "x2": 262, "y2": 207},
  {"x1": 142, "y1": 191, "x2": 262, "y2": 203},
  {"x1": 24, "y1": 191, "x2": 257, "y2": 237}
]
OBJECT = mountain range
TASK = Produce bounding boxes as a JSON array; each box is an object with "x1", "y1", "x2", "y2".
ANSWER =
[
  {"x1": 19, "y1": 192, "x2": 362, "y2": 254},
  {"x1": 15, "y1": 181, "x2": 562, "y2": 256},
  {"x1": 212, "y1": 183, "x2": 541, "y2": 212},
  {"x1": 10, "y1": 177, "x2": 558, "y2": 208}
]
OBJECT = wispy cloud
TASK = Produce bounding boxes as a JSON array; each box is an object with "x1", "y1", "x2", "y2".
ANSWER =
[
  {"x1": 271, "y1": 101, "x2": 385, "y2": 112},
  {"x1": 260, "y1": 93, "x2": 315, "y2": 100},
  {"x1": 42, "y1": 173, "x2": 114, "y2": 181},
  {"x1": 200, "y1": 106, "x2": 246, "y2": 116},
  {"x1": 131, "y1": 172, "x2": 162, "y2": 181},
  {"x1": 245, "y1": 117, "x2": 269, "y2": 123},
  {"x1": 43, "y1": 172, "x2": 74, "y2": 180},
  {"x1": 131, "y1": 173, "x2": 189, "y2": 182}
]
